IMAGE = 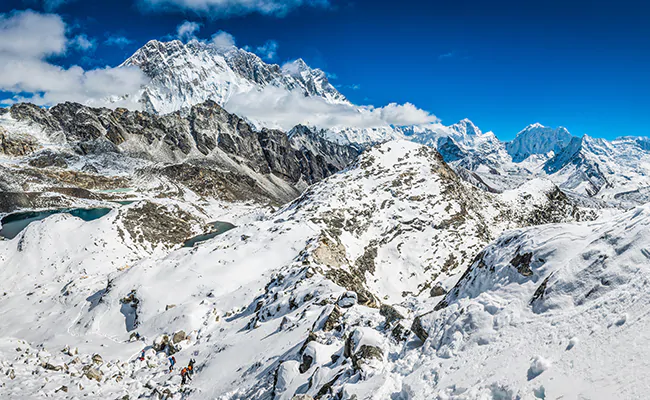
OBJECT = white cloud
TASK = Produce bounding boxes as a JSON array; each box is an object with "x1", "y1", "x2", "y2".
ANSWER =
[
  {"x1": 0, "y1": 10, "x2": 66, "y2": 57},
  {"x1": 105, "y1": 34, "x2": 133, "y2": 48},
  {"x1": 224, "y1": 86, "x2": 437, "y2": 131},
  {"x1": 70, "y1": 34, "x2": 96, "y2": 52},
  {"x1": 176, "y1": 20, "x2": 202, "y2": 41},
  {"x1": 210, "y1": 30, "x2": 235, "y2": 49},
  {"x1": 0, "y1": 10, "x2": 147, "y2": 109},
  {"x1": 376, "y1": 102, "x2": 437, "y2": 125},
  {"x1": 249, "y1": 40, "x2": 278, "y2": 61},
  {"x1": 140, "y1": 0, "x2": 329, "y2": 18}
]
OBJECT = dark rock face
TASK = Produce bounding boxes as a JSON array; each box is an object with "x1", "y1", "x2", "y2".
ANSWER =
[
  {"x1": 9, "y1": 103, "x2": 61, "y2": 133},
  {"x1": 0, "y1": 129, "x2": 40, "y2": 157},
  {"x1": 289, "y1": 125, "x2": 361, "y2": 173},
  {"x1": 119, "y1": 202, "x2": 197, "y2": 248},
  {"x1": 510, "y1": 251, "x2": 534, "y2": 276},
  {"x1": 379, "y1": 304, "x2": 404, "y2": 325},
  {"x1": 27, "y1": 150, "x2": 70, "y2": 168},
  {"x1": 7, "y1": 101, "x2": 359, "y2": 205}
]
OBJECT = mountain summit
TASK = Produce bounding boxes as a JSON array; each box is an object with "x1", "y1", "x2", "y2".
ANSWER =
[
  {"x1": 121, "y1": 39, "x2": 347, "y2": 114},
  {"x1": 506, "y1": 123, "x2": 573, "y2": 162}
]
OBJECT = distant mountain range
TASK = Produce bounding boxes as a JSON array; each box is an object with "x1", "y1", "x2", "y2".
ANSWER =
[{"x1": 112, "y1": 40, "x2": 650, "y2": 204}]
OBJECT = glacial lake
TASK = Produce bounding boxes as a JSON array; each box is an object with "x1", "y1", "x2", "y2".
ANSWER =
[
  {"x1": 183, "y1": 221, "x2": 236, "y2": 247},
  {"x1": 0, "y1": 208, "x2": 112, "y2": 239}
]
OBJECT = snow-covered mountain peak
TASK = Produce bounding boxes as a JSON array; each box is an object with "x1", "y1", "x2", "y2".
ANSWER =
[
  {"x1": 120, "y1": 39, "x2": 347, "y2": 114},
  {"x1": 449, "y1": 118, "x2": 483, "y2": 138},
  {"x1": 282, "y1": 58, "x2": 311, "y2": 75},
  {"x1": 506, "y1": 123, "x2": 574, "y2": 162}
]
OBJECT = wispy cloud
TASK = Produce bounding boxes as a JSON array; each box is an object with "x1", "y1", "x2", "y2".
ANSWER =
[
  {"x1": 246, "y1": 40, "x2": 279, "y2": 61},
  {"x1": 438, "y1": 50, "x2": 471, "y2": 61},
  {"x1": 104, "y1": 34, "x2": 133, "y2": 48},
  {"x1": 70, "y1": 34, "x2": 96, "y2": 52},
  {"x1": 336, "y1": 83, "x2": 360, "y2": 90},
  {"x1": 0, "y1": 10, "x2": 146, "y2": 109},
  {"x1": 42, "y1": 0, "x2": 78, "y2": 11},
  {"x1": 139, "y1": 0, "x2": 330, "y2": 18},
  {"x1": 176, "y1": 20, "x2": 202, "y2": 41}
]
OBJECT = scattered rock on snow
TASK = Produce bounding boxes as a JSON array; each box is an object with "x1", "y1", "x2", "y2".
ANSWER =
[
  {"x1": 92, "y1": 354, "x2": 104, "y2": 365},
  {"x1": 566, "y1": 337, "x2": 579, "y2": 351},
  {"x1": 82, "y1": 365, "x2": 104, "y2": 382},
  {"x1": 379, "y1": 304, "x2": 404, "y2": 325},
  {"x1": 323, "y1": 305, "x2": 343, "y2": 332},
  {"x1": 352, "y1": 345, "x2": 384, "y2": 370},
  {"x1": 172, "y1": 330, "x2": 187, "y2": 344},
  {"x1": 337, "y1": 291, "x2": 358, "y2": 308},
  {"x1": 527, "y1": 355, "x2": 551, "y2": 380},
  {"x1": 430, "y1": 284, "x2": 447, "y2": 297}
]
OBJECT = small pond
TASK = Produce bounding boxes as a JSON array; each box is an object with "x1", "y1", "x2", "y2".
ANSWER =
[
  {"x1": 96, "y1": 188, "x2": 133, "y2": 194},
  {"x1": 0, "y1": 208, "x2": 112, "y2": 239},
  {"x1": 112, "y1": 200, "x2": 139, "y2": 206},
  {"x1": 183, "y1": 221, "x2": 236, "y2": 247}
]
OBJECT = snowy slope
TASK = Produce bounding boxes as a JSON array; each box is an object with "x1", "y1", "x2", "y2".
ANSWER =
[
  {"x1": 408, "y1": 204, "x2": 650, "y2": 399},
  {"x1": 0, "y1": 141, "x2": 602, "y2": 399}
]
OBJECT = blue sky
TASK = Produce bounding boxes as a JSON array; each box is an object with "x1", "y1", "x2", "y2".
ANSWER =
[{"x1": 1, "y1": 0, "x2": 649, "y2": 140}]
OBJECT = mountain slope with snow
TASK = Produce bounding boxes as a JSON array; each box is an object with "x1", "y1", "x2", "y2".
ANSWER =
[
  {"x1": 506, "y1": 123, "x2": 573, "y2": 162},
  {"x1": 122, "y1": 40, "x2": 347, "y2": 115},
  {"x1": 543, "y1": 134, "x2": 650, "y2": 202},
  {"x1": 0, "y1": 140, "x2": 603, "y2": 399},
  {"x1": 409, "y1": 204, "x2": 650, "y2": 399}
]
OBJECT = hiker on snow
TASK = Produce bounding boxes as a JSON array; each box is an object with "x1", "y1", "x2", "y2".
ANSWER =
[
  {"x1": 181, "y1": 367, "x2": 191, "y2": 384},
  {"x1": 139, "y1": 349, "x2": 145, "y2": 361},
  {"x1": 169, "y1": 356, "x2": 176, "y2": 372},
  {"x1": 188, "y1": 358, "x2": 195, "y2": 375}
]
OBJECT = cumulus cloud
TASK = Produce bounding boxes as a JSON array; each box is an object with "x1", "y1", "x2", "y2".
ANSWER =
[
  {"x1": 70, "y1": 34, "x2": 96, "y2": 52},
  {"x1": 0, "y1": 10, "x2": 147, "y2": 109},
  {"x1": 104, "y1": 34, "x2": 133, "y2": 48},
  {"x1": 176, "y1": 20, "x2": 202, "y2": 41},
  {"x1": 249, "y1": 40, "x2": 278, "y2": 61},
  {"x1": 210, "y1": 30, "x2": 236, "y2": 49},
  {"x1": 0, "y1": 10, "x2": 66, "y2": 57},
  {"x1": 224, "y1": 86, "x2": 437, "y2": 131},
  {"x1": 140, "y1": 0, "x2": 329, "y2": 18}
]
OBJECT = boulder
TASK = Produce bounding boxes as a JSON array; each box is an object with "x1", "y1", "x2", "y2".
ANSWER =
[
  {"x1": 379, "y1": 304, "x2": 404, "y2": 325},
  {"x1": 82, "y1": 365, "x2": 103, "y2": 382},
  {"x1": 323, "y1": 305, "x2": 343, "y2": 332},
  {"x1": 352, "y1": 345, "x2": 384, "y2": 370},
  {"x1": 172, "y1": 330, "x2": 186, "y2": 344},
  {"x1": 337, "y1": 291, "x2": 358, "y2": 308},
  {"x1": 153, "y1": 334, "x2": 170, "y2": 352},
  {"x1": 430, "y1": 285, "x2": 447, "y2": 297}
]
